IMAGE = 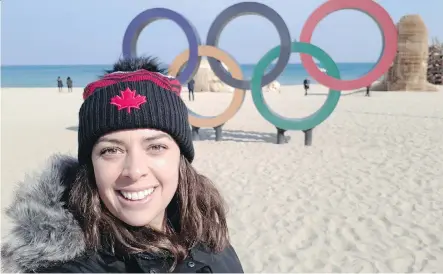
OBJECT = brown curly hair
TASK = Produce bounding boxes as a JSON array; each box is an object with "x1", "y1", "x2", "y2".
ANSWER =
[{"x1": 68, "y1": 155, "x2": 229, "y2": 271}]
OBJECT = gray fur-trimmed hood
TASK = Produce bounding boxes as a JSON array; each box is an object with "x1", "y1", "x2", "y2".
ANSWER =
[{"x1": 1, "y1": 154, "x2": 86, "y2": 273}]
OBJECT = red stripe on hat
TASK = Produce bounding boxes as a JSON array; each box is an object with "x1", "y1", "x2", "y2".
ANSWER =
[{"x1": 83, "y1": 70, "x2": 182, "y2": 99}]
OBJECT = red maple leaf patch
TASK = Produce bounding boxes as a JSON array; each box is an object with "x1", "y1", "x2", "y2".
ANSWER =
[{"x1": 110, "y1": 87, "x2": 147, "y2": 113}]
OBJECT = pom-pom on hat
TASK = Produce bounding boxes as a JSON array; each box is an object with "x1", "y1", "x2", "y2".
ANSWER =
[{"x1": 77, "y1": 61, "x2": 193, "y2": 165}]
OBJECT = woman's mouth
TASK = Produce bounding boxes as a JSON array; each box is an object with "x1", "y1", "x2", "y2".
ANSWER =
[{"x1": 118, "y1": 187, "x2": 157, "y2": 201}]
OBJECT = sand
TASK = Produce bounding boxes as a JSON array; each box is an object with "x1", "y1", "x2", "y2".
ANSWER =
[{"x1": 1, "y1": 85, "x2": 443, "y2": 272}]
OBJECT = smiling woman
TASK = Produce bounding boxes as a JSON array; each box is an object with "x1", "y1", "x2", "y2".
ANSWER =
[
  {"x1": 90, "y1": 130, "x2": 182, "y2": 230},
  {"x1": 1, "y1": 58, "x2": 244, "y2": 273}
]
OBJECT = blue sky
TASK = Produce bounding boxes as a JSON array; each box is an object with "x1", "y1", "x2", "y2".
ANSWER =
[{"x1": 2, "y1": 0, "x2": 442, "y2": 65}]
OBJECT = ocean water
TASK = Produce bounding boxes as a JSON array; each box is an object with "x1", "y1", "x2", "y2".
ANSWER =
[{"x1": 1, "y1": 63, "x2": 375, "y2": 88}]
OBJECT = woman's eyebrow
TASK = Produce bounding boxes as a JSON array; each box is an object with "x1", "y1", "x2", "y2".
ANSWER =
[
  {"x1": 96, "y1": 137, "x2": 125, "y2": 145},
  {"x1": 143, "y1": 133, "x2": 171, "y2": 142},
  {"x1": 96, "y1": 133, "x2": 171, "y2": 145}
]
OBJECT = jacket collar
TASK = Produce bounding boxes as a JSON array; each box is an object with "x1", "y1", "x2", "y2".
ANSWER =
[
  {"x1": 1, "y1": 154, "x2": 188, "y2": 273},
  {"x1": 1, "y1": 154, "x2": 86, "y2": 273}
]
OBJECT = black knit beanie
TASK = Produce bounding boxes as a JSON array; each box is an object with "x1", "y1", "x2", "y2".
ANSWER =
[{"x1": 78, "y1": 69, "x2": 194, "y2": 165}]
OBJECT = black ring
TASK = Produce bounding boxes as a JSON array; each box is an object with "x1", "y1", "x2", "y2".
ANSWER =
[{"x1": 205, "y1": 2, "x2": 292, "y2": 90}]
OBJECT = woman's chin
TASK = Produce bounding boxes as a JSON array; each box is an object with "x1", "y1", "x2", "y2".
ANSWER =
[
  {"x1": 116, "y1": 205, "x2": 165, "y2": 228},
  {"x1": 119, "y1": 213, "x2": 158, "y2": 228}
]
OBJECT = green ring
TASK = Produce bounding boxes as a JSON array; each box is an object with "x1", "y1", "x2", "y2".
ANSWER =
[{"x1": 251, "y1": 41, "x2": 341, "y2": 131}]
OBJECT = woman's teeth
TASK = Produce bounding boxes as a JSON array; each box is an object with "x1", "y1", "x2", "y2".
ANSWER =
[{"x1": 120, "y1": 188, "x2": 155, "y2": 201}]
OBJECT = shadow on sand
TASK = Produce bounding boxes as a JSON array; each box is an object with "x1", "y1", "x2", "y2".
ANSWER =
[
  {"x1": 66, "y1": 126, "x2": 290, "y2": 144},
  {"x1": 307, "y1": 89, "x2": 367, "y2": 96},
  {"x1": 196, "y1": 128, "x2": 291, "y2": 144}
]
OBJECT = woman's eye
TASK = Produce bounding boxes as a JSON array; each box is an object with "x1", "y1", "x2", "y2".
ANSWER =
[
  {"x1": 148, "y1": 144, "x2": 167, "y2": 152},
  {"x1": 100, "y1": 147, "x2": 121, "y2": 155}
]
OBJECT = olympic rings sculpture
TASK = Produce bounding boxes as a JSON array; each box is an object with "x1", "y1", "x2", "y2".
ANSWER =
[{"x1": 122, "y1": 0, "x2": 397, "y2": 133}]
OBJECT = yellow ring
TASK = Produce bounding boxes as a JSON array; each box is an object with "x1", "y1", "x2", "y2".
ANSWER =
[{"x1": 169, "y1": 45, "x2": 246, "y2": 128}]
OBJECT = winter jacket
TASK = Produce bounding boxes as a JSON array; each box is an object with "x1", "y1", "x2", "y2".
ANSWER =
[{"x1": 1, "y1": 155, "x2": 244, "y2": 273}]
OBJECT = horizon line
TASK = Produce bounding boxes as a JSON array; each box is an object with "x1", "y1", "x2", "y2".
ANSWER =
[{"x1": 2, "y1": 61, "x2": 377, "y2": 67}]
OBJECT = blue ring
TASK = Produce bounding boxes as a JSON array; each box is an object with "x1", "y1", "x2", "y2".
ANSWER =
[
  {"x1": 205, "y1": 2, "x2": 292, "y2": 90},
  {"x1": 122, "y1": 8, "x2": 201, "y2": 84}
]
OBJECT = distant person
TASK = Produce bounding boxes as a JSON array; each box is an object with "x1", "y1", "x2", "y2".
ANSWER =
[
  {"x1": 67, "y1": 77, "x2": 73, "y2": 92},
  {"x1": 187, "y1": 78, "x2": 195, "y2": 101},
  {"x1": 303, "y1": 78, "x2": 310, "y2": 96},
  {"x1": 57, "y1": 76, "x2": 63, "y2": 92},
  {"x1": 365, "y1": 84, "x2": 371, "y2": 97}
]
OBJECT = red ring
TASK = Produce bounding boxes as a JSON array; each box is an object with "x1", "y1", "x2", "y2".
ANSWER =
[{"x1": 299, "y1": 0, "x2": 398, "y2": 91}]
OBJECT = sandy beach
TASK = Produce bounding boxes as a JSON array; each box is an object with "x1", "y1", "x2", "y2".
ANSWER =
[{"x1": 1, "y1": 85, "x2": 443, "y2": 272}]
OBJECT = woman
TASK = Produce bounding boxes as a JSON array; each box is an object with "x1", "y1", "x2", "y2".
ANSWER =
[
  {"x1": 67, "y1": 76, "x2": 73, "y2": 92},
  {"x1": 57, "y1": 76, "x2": 63, "y2": 92},
  {"x1": 1, "y1": 58, "x2": 244, "y2": 273},
  {"x1": 303, "y1": 78, "x2": 310, "y2": 96}
]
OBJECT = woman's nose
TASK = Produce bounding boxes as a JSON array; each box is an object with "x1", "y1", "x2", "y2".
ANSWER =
[{"x1": 121, "y1": 151, "x2": 149, "y2": 181}]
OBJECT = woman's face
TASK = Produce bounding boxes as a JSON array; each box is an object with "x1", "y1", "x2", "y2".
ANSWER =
[{"x1": 91, "y1": 129, "x2": 181, "y2": 230}]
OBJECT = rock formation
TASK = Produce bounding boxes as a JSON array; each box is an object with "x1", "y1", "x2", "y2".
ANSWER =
[
  {"x1": 192, "y1": 58, "x2": 234, "y2": 93},
  {"x1": 427, "y1": 37, "x2": 443, "y2": 85},
  {"x1": 383, "y1": 15, "x2": 438, "y2": 91}
]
